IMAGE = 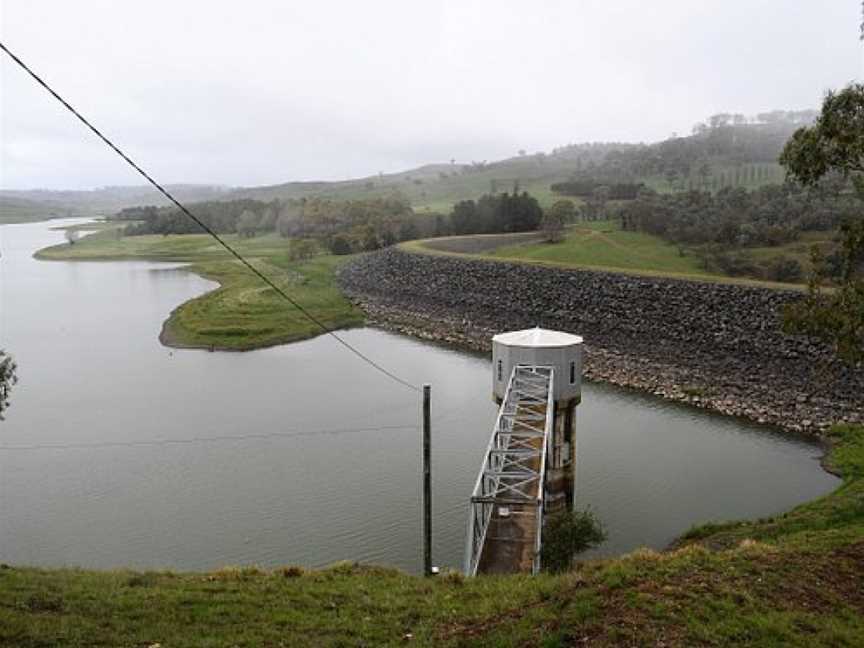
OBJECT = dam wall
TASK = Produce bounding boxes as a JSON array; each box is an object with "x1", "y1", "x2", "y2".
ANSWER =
[{"x1": 338, "y1": 248, "x2": 863, "y2": 434}]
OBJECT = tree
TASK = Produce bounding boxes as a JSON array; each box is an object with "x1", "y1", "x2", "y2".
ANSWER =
[
  {"x1": 258, "y1": 207, "x2": 277, "y2": 233},
  {"x1": 236, "y1": 210, "x2": 260, "y2": 238},
  {"x1": 0, "y1": 350, "x2": 17, "y2": 421},
  {"x1": 398, "y1": 220, "x2": 419, "y2": 241},
  {"x1": 287, "y1": 238, "x2": 317, "y2": 262},
  {"x1": 540, "y1": 509, "x2": 606, "y2": 573},
  {"x1": 277, "y1": 204, "x2": 301, "y2": 238},
  {"x1": 780, "y1": 83, "x2": 864, "y2": 363},
  {"x1": 541, "y1": 209, "x2": 565, "y2": 243},
  {"x1": 584, "y1": 186, "x2": 609, "y2": 221},
  {"x1": 65, "y1": 229, "x2": 79, "y2": 245},
  {"x1": 449, "y1": 199, "x2": 480, "y2": 235},
  {"x1": 664, "y1": 169, "x2": 679, "y2": 191},
  {"x1": 549, "y1": 199, "x2": 576, "y2": 223},
  {"x1": 542, "y1": 200, "x2": 574, "y2": 243}
]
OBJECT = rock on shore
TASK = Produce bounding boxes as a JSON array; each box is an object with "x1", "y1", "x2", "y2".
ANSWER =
[{"x1": 338, "y1": 248, "x2": 863, "y2": 435}]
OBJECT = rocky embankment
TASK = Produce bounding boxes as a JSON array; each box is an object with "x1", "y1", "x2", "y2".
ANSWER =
[{"x1": 339, "y1": 248, "x2": 863, "y2": 435}]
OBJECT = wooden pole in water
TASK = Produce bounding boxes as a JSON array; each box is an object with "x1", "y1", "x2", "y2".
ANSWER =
[{"x1": 422, "y1": 383, "x2": 432, "y2": 576}]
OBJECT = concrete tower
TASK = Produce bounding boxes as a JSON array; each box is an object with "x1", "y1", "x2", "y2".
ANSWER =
[{"x1": 491, "y1": 327, "x2": 583, "y2": 512}]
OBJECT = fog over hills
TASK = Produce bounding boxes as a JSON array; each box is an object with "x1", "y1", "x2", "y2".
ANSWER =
[
  {"x1": 2, "y1": 2, "x2": 857, "y2": 193},
  {"x1": 0, "y1": 112, "x2": 810, "y2": 221}
]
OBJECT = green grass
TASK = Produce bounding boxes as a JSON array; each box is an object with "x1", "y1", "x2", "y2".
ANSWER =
[
  {"x1": 491, "y1": 223, "x2": 709, "y2": 276},
  {"x1": 36, "y1": 228, "x2": 363, "y2": 350},
  {"x1": 641, "y1": 162, "x2": 785, "y2": 194},
  {"x1": 405, "y1": 221, "x2": 813, "y2": 289},
  {"x1": 230, "y1": 157, "x2": 785, "y2": 217},
  {"x1": 2, "y1": 424, "x2": 861, "y2": 647}
]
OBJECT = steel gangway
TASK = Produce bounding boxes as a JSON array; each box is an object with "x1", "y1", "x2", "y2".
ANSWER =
[{"x1": 464, "y1": 365, "x2": 555, "y2": 576}]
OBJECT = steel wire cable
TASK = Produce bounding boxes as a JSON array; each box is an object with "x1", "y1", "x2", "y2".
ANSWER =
[
  {"x1": 0, "y1": 423, "x2": 418, "y2": 452},
  {"x1": 0, "y1": 40, "x2": 418, "y2": 392}
]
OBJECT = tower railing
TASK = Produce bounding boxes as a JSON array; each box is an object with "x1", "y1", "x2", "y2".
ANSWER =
[{"x1": 464, "y1": 365, "x2": 555, "y2": 576}]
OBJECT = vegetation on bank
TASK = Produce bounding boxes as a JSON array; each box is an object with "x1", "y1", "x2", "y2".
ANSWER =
[
  {"x1": 778, "y1": 83, "x2": 864, "y2": 364},
  {"x1": 36, "y1": 227, "x2": 363, "y2": 350},
  {"x1": 114, "y1": 194, "x2": 431, "y2": 256},
  {"x1": 617, "y1": 183, "x2": 852, "y2": 283},
  {"x1": 1, "y1": 424, "x2": 861, "y2": 647}
]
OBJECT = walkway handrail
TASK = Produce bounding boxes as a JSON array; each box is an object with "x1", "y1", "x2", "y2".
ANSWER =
[
  {"x1": 532, "y1": 368, "x2": 555, "y2": 575},
  {"x1": 465, "y1": 365, "x2": 555, "y2": 577},
  {"x1": 463, "y1": 366, "x2": 519, "y2": 576}
]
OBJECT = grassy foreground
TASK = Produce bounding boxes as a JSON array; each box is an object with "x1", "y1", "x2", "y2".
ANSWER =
[
  {"x1": 36, "y1": 226, "x2": 363, "y2": 350},
  {"x1": 1, "y1": 425, "x2": 862, "y2": 647}
]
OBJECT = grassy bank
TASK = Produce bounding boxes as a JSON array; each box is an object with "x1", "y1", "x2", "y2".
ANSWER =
[
  {"x1": 36, "y1": 227, "x2": 363, "y2": 350},
  {"x1": 404, "y1": 221, "x2": 828, "y2": 289},
  {"x1": 2, "y1": 424, "x2": 861, "y2": 647}
]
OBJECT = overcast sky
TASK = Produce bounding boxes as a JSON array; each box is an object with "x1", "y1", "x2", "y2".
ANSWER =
[{"x1": 1, "y1": 1, "x2": 861, "y2": 191}]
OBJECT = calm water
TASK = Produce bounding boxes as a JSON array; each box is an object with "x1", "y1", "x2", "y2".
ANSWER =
[{"x1": 0, "y1": 220, "x2": 838, "y2": 573}]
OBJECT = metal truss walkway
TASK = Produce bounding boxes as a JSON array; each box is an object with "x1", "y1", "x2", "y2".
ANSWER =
[{"x1": 464, "y1": 365, "x2": 554, "y2": 576}]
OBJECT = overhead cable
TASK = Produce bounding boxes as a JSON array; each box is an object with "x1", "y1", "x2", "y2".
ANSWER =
[{"x1": 0, "y1": 41, "x2": 419, "y2": 392}]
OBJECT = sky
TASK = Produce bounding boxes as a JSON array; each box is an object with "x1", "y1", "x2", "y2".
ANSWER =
[{"x1": 1, "y1": 1, "x2": 862, "y2": 191}]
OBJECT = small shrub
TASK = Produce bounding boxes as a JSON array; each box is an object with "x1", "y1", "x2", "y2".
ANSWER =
[
  {"x1": 276, "y1": 565, "x2": 305, "y2": 579},
  {"x1": 541, "y1": 509, "x2": 606, "y2": 573},
  {"x1": 126, "y1": 572, "x2": 160, "y2": 588},
  {"x1": 764, "y1": 255, "x2": 803, "y2": 282},
  {"x1": 440, "y1": 569, "x2": 465, "y2": 586},
  {"x1": 24, "y1": 592, "x2": 64, "y2": 613}
]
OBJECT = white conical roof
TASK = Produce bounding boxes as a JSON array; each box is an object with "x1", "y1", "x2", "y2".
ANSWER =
[{"x1": 492, "y1": 327, "x2": 583, "y2": 348}]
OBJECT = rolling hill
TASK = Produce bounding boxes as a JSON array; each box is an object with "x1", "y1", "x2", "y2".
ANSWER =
[{"x1": 1, "y1": 112, "x2": 808, "y2": 223}]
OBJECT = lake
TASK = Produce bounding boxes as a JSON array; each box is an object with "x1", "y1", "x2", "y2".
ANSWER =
[{"x1": 0, "y1": 219, "x2": 838, "y2": 574}]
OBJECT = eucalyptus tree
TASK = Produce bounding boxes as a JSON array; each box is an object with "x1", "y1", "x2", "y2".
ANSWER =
[{"x1": 780, "y1": 83, "x2": 864, "y2": 362}]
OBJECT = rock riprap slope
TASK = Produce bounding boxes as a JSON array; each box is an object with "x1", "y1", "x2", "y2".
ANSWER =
[{"x1": 339, "y1": 248, "x2": 863, "y2": 434}]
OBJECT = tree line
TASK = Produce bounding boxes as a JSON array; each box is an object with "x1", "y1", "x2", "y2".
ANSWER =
[
  {"x1": 118, "y1": 189, "x2": 559, "y2": 254},
  {"x1": 116, "y1": 194, "x2": 433, "y2": 254},
  {"x1": 548, "y1": 112, "x2": 811, "y2": 189},
  {"x1": 443, "y1": 192, "x2": 544, "y2": 236},
  {"x1": 617, "y1": 179, "x2": 858, "y2": 282}
]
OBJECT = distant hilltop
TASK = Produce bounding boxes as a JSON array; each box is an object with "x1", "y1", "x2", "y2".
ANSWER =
[{"x1": 0, "y1": 109, "x2": 813, "y2": 223}]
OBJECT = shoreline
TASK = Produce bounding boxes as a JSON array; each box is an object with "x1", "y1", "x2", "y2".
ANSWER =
[
  {"x1": 338, "y1": 248, "x2": 863, "y2": 437},
  {"x1": 32, "y1": 229, "x2": 862, "y2": 436}
]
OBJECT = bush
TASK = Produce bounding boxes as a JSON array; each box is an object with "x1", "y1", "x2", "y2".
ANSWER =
[
  {"x1": 328, "y1": 236, "x2": 352, "y2": 255},
  {"x1": 764, "y1": 255, "x2": 803, "y2": 282},
  {"x1": 700, "y1": 251, "x2": 760, "y2": 277},
  {"x1": 541, "y1": 509, "x2": 606, "y2": 573},
  {"x1": 287, "y1": 238, "x2": 318, "y2": 262}
]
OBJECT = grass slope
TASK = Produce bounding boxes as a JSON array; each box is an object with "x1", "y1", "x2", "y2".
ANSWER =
[
  {"x1": 491, "y1": 221, "x2": 709, "y2": 276},
  {"x1": 229, "y1": 158, "x2": 786, "y2": 214},
  {"x1": 405, "y1": 221, "x2": 818, "y2": 289},
  {"x1": 36, "y1": 227, "x2": 363, "y2": 350},
  {"x1": 1, "y1": 424, "x2": 861, "y2": 647}
]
